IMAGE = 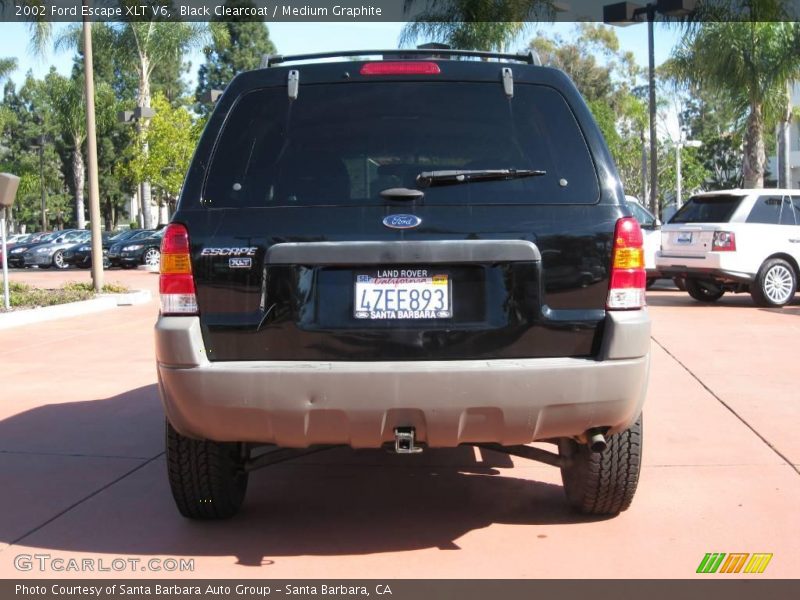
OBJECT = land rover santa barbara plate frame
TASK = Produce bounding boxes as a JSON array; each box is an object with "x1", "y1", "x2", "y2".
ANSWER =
[{"x1": 354, "y1": 268, "x2": 451, "y2": 319}]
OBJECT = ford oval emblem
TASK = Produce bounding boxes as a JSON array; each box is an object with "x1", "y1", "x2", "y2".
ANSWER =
[{"x1": 383, "y1": 214, "x2": 422, "y2": 229}]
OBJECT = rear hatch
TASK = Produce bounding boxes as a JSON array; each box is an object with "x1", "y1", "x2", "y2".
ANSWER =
[
  {"x1": 661, "y1": 194, "x2": 744, "y2": 256},
  {"x1": 178, "y1": 63, "x2": 622, "y2": 362}
]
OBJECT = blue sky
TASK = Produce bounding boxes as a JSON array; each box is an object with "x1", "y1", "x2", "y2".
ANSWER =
[{"x1": 0, "y1": 21, "x2": 682, "y2": 89}]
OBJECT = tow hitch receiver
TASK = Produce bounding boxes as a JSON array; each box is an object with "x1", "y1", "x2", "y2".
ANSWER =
[{"x1": 394, "y1": 427, "x2": 423, "y2": 454}]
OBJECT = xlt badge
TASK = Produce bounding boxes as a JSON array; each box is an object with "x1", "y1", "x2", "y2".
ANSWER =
[{"x1": 229, "y1": 257, "x2": 252, "y2": 269}]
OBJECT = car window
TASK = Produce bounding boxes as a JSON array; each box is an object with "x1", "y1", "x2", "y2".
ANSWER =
[
  {"x1": 792, "y1": 197, "x2": 800, "y2": 226},
  {"x1": 779, "y1": 197, "x2": 796, "y2": 225},
  {"x1": 669, "y1": 195, "x2": 743, "y2": 224},
  {"x1": 626, "y1": 201, "x2": 655, "y2": 226},
  {"x1": 746, "y1": 195, "x2": 784, "y2": 224},
  {"x1": 110, "y1": 230, "x2": 134, "y2": 241},
  {"x1": 203, "y1": 82, "x2": 600, "y2": 208}
]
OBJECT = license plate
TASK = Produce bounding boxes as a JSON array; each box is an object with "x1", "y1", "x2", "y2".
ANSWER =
[
  {"x1": 354, "y1": 269, "x2": 451, "y2": 319},
  {"x1": 676, "y1": 232, "x2": 693, "y2": 244}
]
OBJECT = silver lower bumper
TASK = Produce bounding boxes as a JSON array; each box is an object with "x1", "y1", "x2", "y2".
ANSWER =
[{"x1": 155, "y1": 312, "x2": 650, "y2": 448}]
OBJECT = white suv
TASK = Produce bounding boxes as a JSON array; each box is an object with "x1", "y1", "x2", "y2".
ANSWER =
[
  {"x1": 656, "y1": 189, "x2": 800, "y2": 307},
  {"x1": 625, "y1": 196, "x2": 662, "y2": 288}
]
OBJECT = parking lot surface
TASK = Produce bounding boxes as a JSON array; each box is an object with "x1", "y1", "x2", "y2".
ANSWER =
[{"x1": 1, "y1": 270, "x2": 798, "y2": 578}]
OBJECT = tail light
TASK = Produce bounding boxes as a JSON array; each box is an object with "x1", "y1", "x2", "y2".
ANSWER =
[
  {"x1": 607, "y1": 217, "x2": 646, "y2": 310},
  {"x1": 159, "y1": 223, "x2": 198, "y2": 315},
  {"x1": 712, "y1": 231, "x2": 736, "y2": 251},
  {"x1": 360, "y1": 62, "x2": 441, "y2": 76}
]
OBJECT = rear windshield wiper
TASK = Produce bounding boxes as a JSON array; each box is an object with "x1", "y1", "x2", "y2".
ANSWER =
[{"x1": 416, "y1": 168, "x2": 546, "y2": 188}]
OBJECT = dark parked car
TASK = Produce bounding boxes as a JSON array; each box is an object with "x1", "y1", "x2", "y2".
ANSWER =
[
  {"x1": 0, "y1": 233, "x2": 31, "y2": 264},
  {"x1": 7, "y1": 231, "x2": 62, "y2": 268},
  {"x1": 106, "y1": 229, "x2": 155, "y2": 268},
  {"x1": 63, "y1": 230, "x2": 132, "y2": 268},
  {"x1": 156, "y1": 48, "x2": 650, "y2": 520},
  {"x1": 118, "y1": 228, "x2": 164, "y2": 269}
]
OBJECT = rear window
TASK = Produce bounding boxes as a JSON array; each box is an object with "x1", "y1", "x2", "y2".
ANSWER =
[
  {"x1": 669, "y1": 195, "x2": 743, "y2": 224},
  {"x1": 202, "y1": 81, "x2": 599, "y2": 207}
]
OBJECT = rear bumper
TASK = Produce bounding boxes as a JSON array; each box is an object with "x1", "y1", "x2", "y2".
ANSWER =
[
  {"x1": 656, "y1": 252, "x2": 753, "y2": 283},
  {"x1": 156, "y1": 311, "x2": 650, "y2": 448}
]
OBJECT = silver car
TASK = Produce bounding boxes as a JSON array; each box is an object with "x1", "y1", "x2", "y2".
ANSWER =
[{"x1": 23, "y1": 230, "x2": 90, "y2": 270}]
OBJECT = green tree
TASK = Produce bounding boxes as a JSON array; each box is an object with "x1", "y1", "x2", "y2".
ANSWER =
[
  {"x1": 529, "y1": 25, "x2": 651, "y2": 201},
  {"x1": 668, "y1": 21, "x2": 800, "y2": 187},
  {"x1": 125, "y1": 94, "x2": 201, "y2": 224},
  {"x1": 43, "y1": 71, "x2": 113, "y2": 230},
  {"x1": 400, "y1": 0, "x2": 559, "y2": 51},
  {"x1": 196, "y1": 0, "x2": 277, "y2": 113},
  {"x1": 56, "y1": 19, "x2": 224, "y2": 229},
  {"x1": 0, "y1": 57, "x2": 16, "y2": 140},
  {"x1": 0, "y1": 75, "x2": 71, "y2": 232},
  {"x1": 0, "y1": 57, "x2": 15, "y2": 80},
  {"x1": 677, "y1": 89, "x2": 744, "y2": 189}
]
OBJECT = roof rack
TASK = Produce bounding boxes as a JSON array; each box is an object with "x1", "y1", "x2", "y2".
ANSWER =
[{"x1": 260, "y1": 49, "x2": 541, "y2": 69}]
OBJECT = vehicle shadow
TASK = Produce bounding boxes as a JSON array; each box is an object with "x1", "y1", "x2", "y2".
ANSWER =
[
  {"x1": 646, "y1": 292, "x2": 800, "y2": 310},
  {"x1": 1, "y1": 386, "x2": 607, "y2": 565}
]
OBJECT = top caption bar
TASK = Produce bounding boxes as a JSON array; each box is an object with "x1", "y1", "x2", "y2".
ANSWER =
[{"x1": 2, "y1": 0, "x2": 800, "y2": 23}]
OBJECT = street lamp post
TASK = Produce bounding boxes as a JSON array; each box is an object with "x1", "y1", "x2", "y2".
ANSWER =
[
  {"x1": 603, "y1": 0, "x2": 697, "y2": 218},
  {"x1": 676, "y1": 138, "x2": 702, "y2": 209}
]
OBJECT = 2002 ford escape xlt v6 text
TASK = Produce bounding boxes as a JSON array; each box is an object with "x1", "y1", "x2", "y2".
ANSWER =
[{"x1": 155, "y1": 48, "x2": 651, "y2": 519}]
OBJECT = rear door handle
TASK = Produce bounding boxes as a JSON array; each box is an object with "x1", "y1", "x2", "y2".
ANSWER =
[{"x1": 790, "y1": 239, "x2": 800, "y2": 243}]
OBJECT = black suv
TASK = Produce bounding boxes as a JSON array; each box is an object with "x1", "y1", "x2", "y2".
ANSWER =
[{"x1": 155, "y1": 49, "x2": 651, "y2": 520}]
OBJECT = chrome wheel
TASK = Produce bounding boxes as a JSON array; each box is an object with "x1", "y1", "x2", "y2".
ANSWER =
[
  {"x1": 53, "y1": 250, "x2": 67, "y2": 269},
  {"x1": 144, "y1": 248, "x2": 161, "y2": 268},
  {"x1": 764, "y1": 264, "x2": 794, "y2": 305}
]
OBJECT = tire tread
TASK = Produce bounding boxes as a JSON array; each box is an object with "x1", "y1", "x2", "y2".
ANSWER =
[
  {"x1": 166, "y1": 421, "x2": 248, "y2": 520},
  {"x1": 560, "y1": 415, "x2": 642, "y2": 515}
]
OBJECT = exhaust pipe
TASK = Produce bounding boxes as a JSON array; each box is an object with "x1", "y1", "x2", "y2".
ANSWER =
[{"x1": 587, "y1": 429, "x2": 607, "y2": 453}]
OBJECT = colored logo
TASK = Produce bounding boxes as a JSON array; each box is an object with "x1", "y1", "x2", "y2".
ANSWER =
[
  {"x1": 696, "y1": 553, "x2": 772, "y2": 574},
  {"x1": 382, "y1": 214, "x2": 422, "y2": 230}
]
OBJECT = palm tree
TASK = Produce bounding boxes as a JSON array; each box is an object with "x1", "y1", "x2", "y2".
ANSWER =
[
  {"x1": 57, "y1": 21, "x2": 225, "y2": 229},
  {"x1": 668, "y1": 21, "x2": 800, "y2": 188},
  {"x1": 400, "y1": 0, "x2": 558, "y2": 52},
  {"x1": 0, "y1": 57, "x2": 16, "y2": 80},
  {"x1": 44, "y1": 71, "x2": 113, "y2": 230}
]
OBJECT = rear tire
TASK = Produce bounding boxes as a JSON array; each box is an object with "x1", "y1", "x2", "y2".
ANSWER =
[
  {"x1": 685, "y1": 279, "x2": 724, "y2": 303},
  {"x1": 559, "y1": 414, "x2": 642, "y2": 515},
  {"x1": 750, "y1": 258, "x2": 797, "y2": 308},
  {"x1": 673, "y1": 277, "x2": 686, "y2": 291},
  {"x1": 645, "y1": 278, "x2": 657, "y2": 290},
  {"x1": 166, "y1": 421, "x2": 249, "y2": 520}
]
